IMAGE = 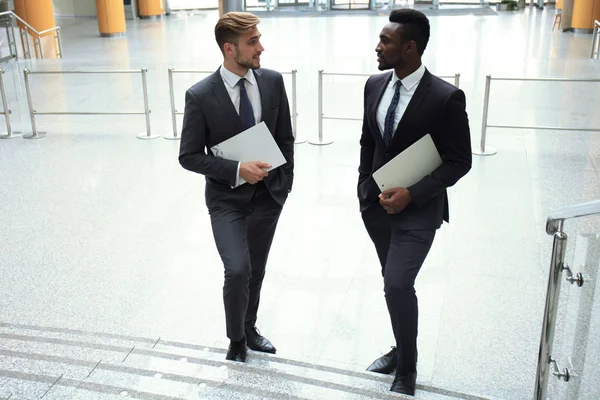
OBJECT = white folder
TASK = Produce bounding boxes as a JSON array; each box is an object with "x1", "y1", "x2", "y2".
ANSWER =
[
  {"x1": 210, "y1": 121, "x2": 287, "y2": 187},
  {"x1": 372, "y1": 134, "x2": 442, "y2": 192}
]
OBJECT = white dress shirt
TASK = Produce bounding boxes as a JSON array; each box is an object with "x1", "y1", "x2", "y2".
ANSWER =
[
  {"x1": 219, "y1": 65, "x2": 262, "y2": 186},
  {"x1": 376, "y1": 63, "x2": 426, "y2": 138}
]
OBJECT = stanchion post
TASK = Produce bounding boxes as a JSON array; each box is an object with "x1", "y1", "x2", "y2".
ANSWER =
[
  {"x1": 137, "y1": 68, "x2": 160, "y2": 140},
  {"x1": 593, "y1": 28, "x2": 596, "y2": 59},
  {"x1": 591, "y1": 22, "x2": 599, "y2": 59},
  {"x1": 9, "y1": 23, "x2": 18, "y2": 60},
  {"x1": 0, "y1": 69, "x2": 22, "y2": 139},
  {"x1": 472, "y1": 75, "x2": 496, "y2": 156},
  {"x1": 4, "y1": 23, "x2": 9, "y2": 56},
  {"x1": 164, "y1": 68, "x2": 180, "y2": 140},
  {"x1": 19, "y1": 28, "x2": 28, "y2": 59},
  {"x1": 23, "y1": 69, "x2": 46, "y2": 139},
  {"x1": 317, "y1": 69, "x2": 322, "y2": 141},
  {"x1": 56, "y1": 28, "x2": 63, "y2": 59},
  {"x1": 291, "y1": 69, "x2": 306, "y2": 144},
  {"x1": 26, "y1": 32, "x2": 31, "y2": 59},
  {"x1": 36, "y1": 36, "x2": 43, "y2": 59},
  {"x1": 309, "y1": 70, "x2": 333, "y2": 146},
  {"x1": 454, "y1": 73, "x2": 460, "y2": 88}
]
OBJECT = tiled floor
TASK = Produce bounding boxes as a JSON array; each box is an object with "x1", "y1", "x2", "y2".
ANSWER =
[{"x1": 1, "y1": 4, "x2": 599, "y2": 399}]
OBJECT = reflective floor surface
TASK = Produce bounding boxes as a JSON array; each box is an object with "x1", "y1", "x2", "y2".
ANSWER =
[{"x1": 1, "y1": 5, "x2": 599, "y2": 400}]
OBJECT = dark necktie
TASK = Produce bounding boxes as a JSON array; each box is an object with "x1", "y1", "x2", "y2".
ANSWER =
[
  {"x1": 383, "y1": 80, "x2": 401, "y2": 147},
  {"x1": 237, "y1": 78, "x2": 255, "y2": 130}
]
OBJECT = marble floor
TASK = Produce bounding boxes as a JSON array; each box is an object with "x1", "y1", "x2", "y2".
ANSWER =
[{"x1": 0, "y1": 5, "x2": 599, "y2": 400}]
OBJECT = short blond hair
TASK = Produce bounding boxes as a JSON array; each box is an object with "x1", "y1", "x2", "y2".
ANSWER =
[{"x1": 215, "y1": 12, "x2": 260, "y2": 53}]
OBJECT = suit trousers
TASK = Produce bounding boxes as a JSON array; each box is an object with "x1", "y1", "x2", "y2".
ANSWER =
[
  {"x1": 361, "y1": 203, "x2": 436, "y2": 374},
  {"x1": 209, "y1": 182, "x2": 283, "y2": 342}
]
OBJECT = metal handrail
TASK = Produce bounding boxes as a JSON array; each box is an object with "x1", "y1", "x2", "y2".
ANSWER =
[
  {"x1": 546, "y1": 199, "x2": 600, "y2": 234},
  {"x1": 534, "y1": 199, "x2": 600, "y2": 400},
  {"x1": 0, "y1": 11, "x2": 36, "y2": 35},
  {"x1": 0, "y1": 11, "x2": 63, "y2": 59},
  {"x1": 37, "y1": 27, "x2": 61, "y2": 36}
]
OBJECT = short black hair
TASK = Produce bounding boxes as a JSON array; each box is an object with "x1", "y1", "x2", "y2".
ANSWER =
[{"x1": 389, "y1": 9, "x2": 430, "y2": 56}]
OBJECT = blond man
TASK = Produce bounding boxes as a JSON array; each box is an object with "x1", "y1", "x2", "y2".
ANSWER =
[{"x1": 179, "y1": 12, "x2": 294, "y2": 362}]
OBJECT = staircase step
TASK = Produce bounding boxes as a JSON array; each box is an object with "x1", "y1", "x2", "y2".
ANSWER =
[{"x1": 0, "y1": 323, "x2": 488, "y2": 400}]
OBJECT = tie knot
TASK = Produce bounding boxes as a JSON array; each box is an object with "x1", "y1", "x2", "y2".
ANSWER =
[
  {"x1": 237, "y1": 78, "x2": 247, "y2": 87},
  {"x1": 395, "y1": 80, "x2": 402, "y2": 90}
]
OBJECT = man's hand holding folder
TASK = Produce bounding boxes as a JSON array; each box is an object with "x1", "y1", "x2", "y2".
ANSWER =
[
  {"x1": 210, "y1": 122, "x2": 287, "y2": 188},
  {"x1": 240, "y1": 161, "x2": 271, "y2": 184},
  {"x1": 372, "y1": 134, "x2": 442, "y2": 214},
  {"x1": 379, "y1": 187, "x2": 412, "y2": 214}
]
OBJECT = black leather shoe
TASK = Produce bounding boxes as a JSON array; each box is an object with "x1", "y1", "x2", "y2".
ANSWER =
[
  {"x1": 226, "y1": 339, "x2": 247, "y2": 362},
  {"x1": 366, "y1": 347, "x2": 397, "y2": 374},
  {"x1": 390, "y1": 372, "x2": 416, "y2": 395},
  {"x1": 245, "y1": 327, "x2": 276, "y2": 354}
]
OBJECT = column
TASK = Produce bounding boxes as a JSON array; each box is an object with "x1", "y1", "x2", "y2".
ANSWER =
[
  {"x1": 571, "y1": 0, "x2": 600, "y2": 32},
  {"x1": 138, "y1": 0, "x2": 165, "y2": 19},
  {"x1": 96, "y1": 0, "x2": 126, "y2": 37},
  {"x1": 218, "y1": 0, "x2": 244, "y2": 15}
]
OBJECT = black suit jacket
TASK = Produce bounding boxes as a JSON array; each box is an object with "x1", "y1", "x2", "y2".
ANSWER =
[
  {"x1": 179, "y1": 67, "x2": 294, "y2": 208},
  {"x1": 358, "y1": 68, "x2": 472, "y2": 229}
]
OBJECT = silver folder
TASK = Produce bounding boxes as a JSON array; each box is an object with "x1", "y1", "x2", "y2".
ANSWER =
[
  {"x1": 210, "y1": 121, "x2": 287, "y2": 187},
  {"x1": 372, "y1": 134, "x2": 442, "y2": 192}
]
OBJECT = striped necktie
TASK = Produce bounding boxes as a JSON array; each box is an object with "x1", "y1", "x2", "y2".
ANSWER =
[{"x1": 383, "y1": 80, "x2": 401, "y2": 147}]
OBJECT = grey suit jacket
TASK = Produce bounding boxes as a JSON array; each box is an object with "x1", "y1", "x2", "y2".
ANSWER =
[{"x1": 179, "y1": 67, "x2": 295, "y2": 208}]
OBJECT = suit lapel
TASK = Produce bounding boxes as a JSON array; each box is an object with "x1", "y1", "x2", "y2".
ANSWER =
[
  {"x1": 253, "y1": 69, "x2": 272, "y2": 125},
  {"x1": 391, "y1": 69, "x2": 432, "y2": 144},
  {"x1": 369, "y1": 72, "x2": 392, "y2": 149},
  {"x1": 210, "y1": 67, "x2": 244, "y2": 132}
]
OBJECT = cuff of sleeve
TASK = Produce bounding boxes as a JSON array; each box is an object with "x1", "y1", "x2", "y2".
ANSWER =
[{"x1": 231, "y1": 162, "x2": 241, "y2": 189}]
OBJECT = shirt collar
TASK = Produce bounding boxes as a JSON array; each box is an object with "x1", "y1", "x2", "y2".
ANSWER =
[
  {"x1": 392, "y1": 63, "x2": 426, "y2": 91},
  {"x1": 220, "y1": 65, "x2": 257, "y2": 89}
]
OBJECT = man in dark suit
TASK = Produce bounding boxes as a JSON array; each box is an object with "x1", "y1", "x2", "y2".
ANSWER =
[
  {"x1": 179, "y1": 12, "x2": 294, "y2": 363},
  {"x1": 358, "y1": 9, "x2": 472, "y2": 395}
]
